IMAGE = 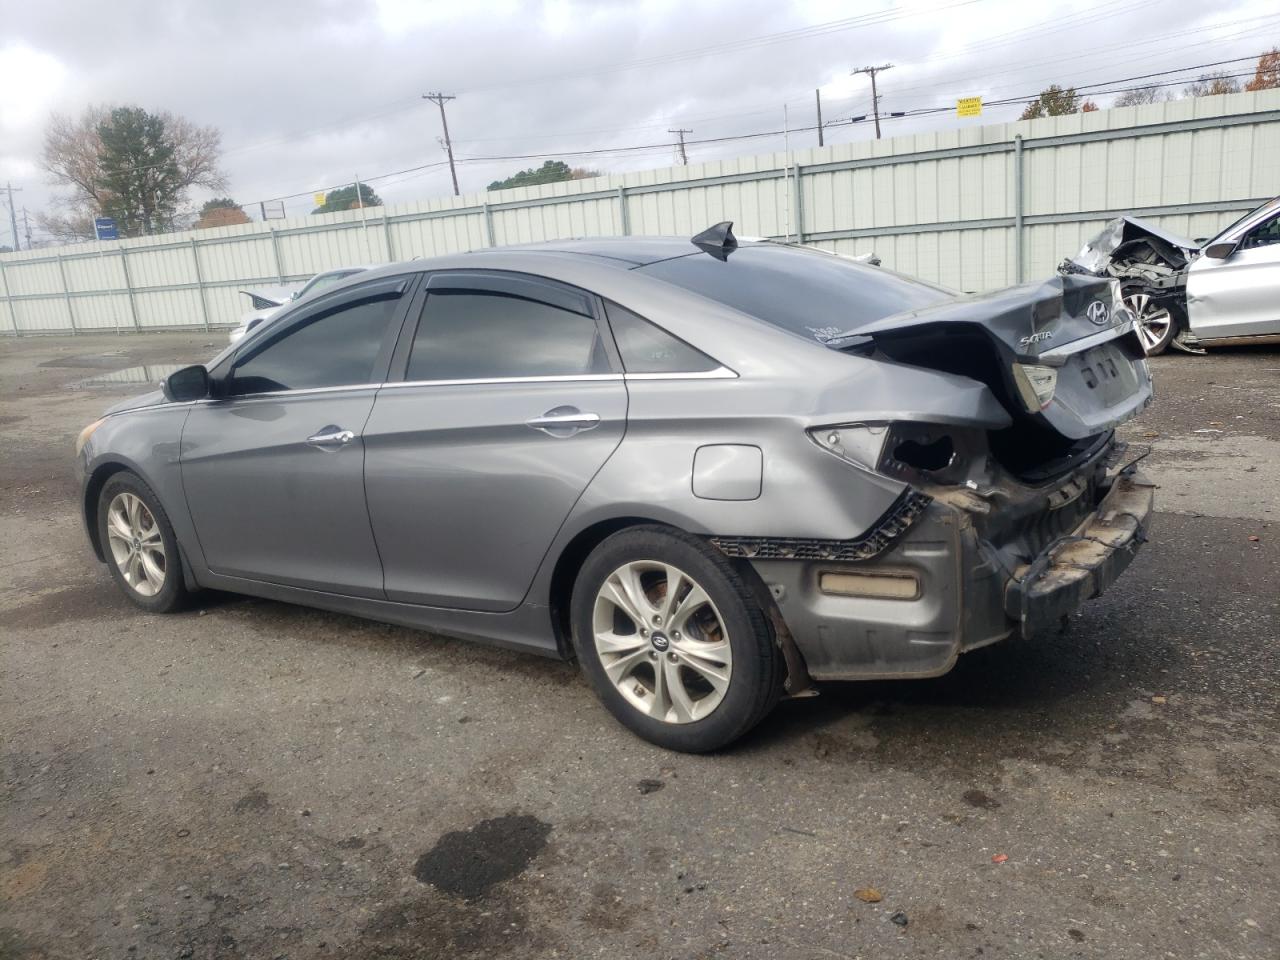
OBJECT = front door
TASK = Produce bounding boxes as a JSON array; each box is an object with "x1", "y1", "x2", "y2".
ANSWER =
[
  {"x1": 181, "y1": 276, "x2": 412, "y2": 597},
  {"x1": 363, "y1": 271, "x2": 627, "y2": 612},
  {"x1": 1187, "y1": 210, "x2": 1280, "y2": 339}
]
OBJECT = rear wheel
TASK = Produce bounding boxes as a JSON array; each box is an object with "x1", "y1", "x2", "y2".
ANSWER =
[
  {"x1": 98, "y1": 471, "x2": 189, "y2": 613},
  {"x1": 570, "y1": 526, "x2": 781, "y2": 752},
  {"x1": 1122, "y1": 287, "x2": 1178, "y2": 356}
]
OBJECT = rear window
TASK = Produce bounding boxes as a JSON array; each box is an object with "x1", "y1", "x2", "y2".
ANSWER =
[{"x1": 638, "y1": 244, "x2": 952, "y2": 342}]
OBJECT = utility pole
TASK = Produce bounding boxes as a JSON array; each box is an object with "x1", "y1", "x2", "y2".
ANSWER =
[
  {"x1": 852, "y1": 64, "x2": 894, "y2": 139},
  {"x1": 815, "y1": 89, "x2": 824, "y2": 147},
  {"x1": 668, "y1": 128, "x2": 692, "y2": 165},
  {"x1": 424, "y1": 93, "x2": 459, "y2": 196},
  {"x1": 4, "y1": 182, "x2": 22, "y2": 251},
  {"x1": 22, "y1": 208, "x2": 32, "y2": 249}
]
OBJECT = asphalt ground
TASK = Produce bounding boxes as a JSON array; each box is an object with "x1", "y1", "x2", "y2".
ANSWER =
[{"x1": 2, "y1": 330, "x2": 1277, "y2": 960}]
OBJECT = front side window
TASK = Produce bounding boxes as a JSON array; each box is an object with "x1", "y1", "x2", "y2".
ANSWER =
[
  {"x1": 604, "y1": 301, "x2": 719, "y2": 373},
  {"x1": 407, "y1": 288, "x2": 611, "y2": 381},
  {"x1": 1242, "y1": 216, "x2": 1280, "y2": 250},
  {"x1": 228, "y1": 292, "x2": 401, "y2": 395}
]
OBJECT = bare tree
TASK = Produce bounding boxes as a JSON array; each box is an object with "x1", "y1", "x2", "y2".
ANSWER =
[
  {"x1": 1183, "y1": 72, "x2": 1240, "y2": 98},
  {"x1": 38, "y1": 104, "x2": 226, "y2": 239},
  {"x1": 1113, "y1": 85, "x2": 1166, "y2": 107}
]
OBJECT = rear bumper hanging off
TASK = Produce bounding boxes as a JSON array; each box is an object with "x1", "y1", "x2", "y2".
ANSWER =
[{"x1": 1003, "y1": 470, "x2": 1154, "y2": 642}]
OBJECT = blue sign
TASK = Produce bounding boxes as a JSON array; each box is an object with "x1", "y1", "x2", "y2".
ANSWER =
[{"x1": 94, "y1": 217, "x2": 118, "y2": 241}]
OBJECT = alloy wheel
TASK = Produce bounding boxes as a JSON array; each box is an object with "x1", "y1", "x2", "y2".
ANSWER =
[
  {"x1": 592, "y1": 560, "x2": 732, "y2": 724},
  {"x1": 105, "y1": 492, "x2": 167, "y2": 597},
  {"x1": 1122, "y1": 291, "x2": 1174, "y2": 355}
]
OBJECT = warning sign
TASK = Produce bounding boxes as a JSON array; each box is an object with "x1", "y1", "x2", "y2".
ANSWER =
[{"x1": 957, "y1": 97, "x2": 982, "y2": 118}]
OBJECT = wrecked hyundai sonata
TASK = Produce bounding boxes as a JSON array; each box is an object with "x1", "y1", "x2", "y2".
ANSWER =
[
  {"x1": 75, "y1": 223, "x2": 1154, "y2": 752},
  {"x1": 1062, "y1": 196, "x2": 1280, "y2": 354}
]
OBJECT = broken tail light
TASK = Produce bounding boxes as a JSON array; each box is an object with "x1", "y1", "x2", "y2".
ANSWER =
[
  {"x1": 1011, "y1": 363, "x2": 1058, "y2": 411},
  {"x1": 808, "y1": 422, "x2": 976, "y2": 486}
]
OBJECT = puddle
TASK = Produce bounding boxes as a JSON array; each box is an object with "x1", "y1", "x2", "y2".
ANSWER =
[
  {"x1": 39, "y1": 351, "x2": 131, "y2": 370},
  {"x1": 67, "y1": 364, "x2": 183, "y2": 390}
]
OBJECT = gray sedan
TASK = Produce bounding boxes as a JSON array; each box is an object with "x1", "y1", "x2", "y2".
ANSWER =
[{"x1": 74, "y1": 225, "x2": 1155, "y2": 751}]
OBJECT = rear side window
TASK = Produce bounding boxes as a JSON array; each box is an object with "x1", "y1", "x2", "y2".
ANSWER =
[
  {"x1": 229, "y1": 291, "x2": 401, "y2": 394},
  {"x1": 639, "y1": 244, "x2": 952, "y2": 342},
  {"x1": 605, "y1": 302, "x2": 719, "y2": 373},
  {"x1": 407, "y1": 289, "x2": 611, "y2": 381}
]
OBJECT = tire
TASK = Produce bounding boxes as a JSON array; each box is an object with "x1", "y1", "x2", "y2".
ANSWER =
[
  {"x1": 97, "y1": 471, "x2": 190, "y2": 613},
  {"x1": 1121, "y1": 286, "x2": 1179, "y2": 356},
  {"x1": 570, "y1": 525, "x2": 781, "y2": 752}
]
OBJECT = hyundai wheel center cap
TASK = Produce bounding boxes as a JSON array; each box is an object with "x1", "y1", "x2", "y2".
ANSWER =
[{"x1": 650, "y1": 631, "x2": 670, "y2": 652}]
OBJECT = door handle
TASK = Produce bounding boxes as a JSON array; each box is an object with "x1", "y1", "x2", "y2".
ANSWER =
[
  {"x1": 526, "y1": 407, "x2": 600, "y2": 437},
  {"x1": 307, "y1": 427, "x2": 355, "y2": 446}
]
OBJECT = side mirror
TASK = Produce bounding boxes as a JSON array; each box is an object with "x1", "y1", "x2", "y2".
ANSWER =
[
  {"x1": 162, "y1": 364, "x2": 210, "y2": 402},
  {"x1": 1203, "y1": 241, "x2": 1236, "y2": 260}
]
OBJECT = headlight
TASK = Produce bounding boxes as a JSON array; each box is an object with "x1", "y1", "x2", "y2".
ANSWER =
[
  {"x1": 75, "y1": 418, "x2": 104, "y2": 456},
  {"x1": 1011, "y1": 363, "x2": 1058, "y2": 411}
]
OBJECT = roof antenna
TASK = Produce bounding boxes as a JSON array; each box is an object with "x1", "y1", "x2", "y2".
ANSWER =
[{"x1": 691, "y1": 221, "x2": 738, "y2": 261}]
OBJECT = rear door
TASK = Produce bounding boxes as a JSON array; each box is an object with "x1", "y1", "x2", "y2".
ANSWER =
[
  {"x1": 362, "y1": 271, "x2": 627, "y2": 611},
  {"x1": 181, "y1": 275, "x2": 414, "y2": 597},
  {"x1": 1187, "y1": 209, "x2": 1280, "y2": 338}
]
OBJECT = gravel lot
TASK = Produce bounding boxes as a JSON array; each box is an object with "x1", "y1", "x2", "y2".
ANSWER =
[{"x1": 2, "y1": 330, "x2": 1277, "y2": 960}]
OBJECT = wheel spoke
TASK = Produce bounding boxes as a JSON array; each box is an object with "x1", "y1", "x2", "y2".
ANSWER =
[
  {"x1": 657, "y1": 565, "x2": 686, "y2": 623},
  {"x1": 107, "y1": 507, "x2": 132, "y2": 543},
  {"x1": 675, "y1": 642, "x2": 732, "y2": 693},
  {"x1": 125, "y1": 494, "x2": 142, "y2": 534},
  {"x1": 139, "y1": 550, "x2": 165, "y2": 590},
  {"x1": 667, "y1": 583, "x2": 710, "y2": 635},
  {"x1": 664, "y1": 659, "x2": 697, "y2": 723},
  {"x1": 602, "y1": 566, "x2": 654, "y2": 629},
  {"x1": 601, "y1": 647, "x2": 651, "y2": 687},
  {"x1": 647, "y1": 653, "x2": 672, "y2": 720},
  {"x1": 595, "y1": 630, "x2": 647, "y2": 657},
  {"x1": 126, "y1": 552, "x2": 144, "y2": 587}
]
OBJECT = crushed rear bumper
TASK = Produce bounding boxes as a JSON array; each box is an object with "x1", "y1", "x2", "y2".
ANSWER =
[
  {"x1": 746, "y1": 442, "x2": 1153, "y2": 681},
  {"x1": 1003, "y1": 469, "x2": 1154, "y2": 641}
]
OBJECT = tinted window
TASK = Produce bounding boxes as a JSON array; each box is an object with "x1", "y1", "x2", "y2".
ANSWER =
[
  {"x1": 230, "y1": 292, "x2": 401, "y2": 394},
  {"x1": 407, "y1": 289, "x2": 610, "y2": 381},
  {"x1": 605, "y1": 301, "x2": 718, "y2": 373},
  {"x1": 1243, "y1": 215, "x2": 1280, "y2": 250},
  {"x1": 639, "y1": 244, "x2": 953, "y2": 342}
]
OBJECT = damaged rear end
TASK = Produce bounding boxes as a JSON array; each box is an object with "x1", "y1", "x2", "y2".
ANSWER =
[{"x1": 783, "y1": 275, "x2": 1155, "y2": 679}]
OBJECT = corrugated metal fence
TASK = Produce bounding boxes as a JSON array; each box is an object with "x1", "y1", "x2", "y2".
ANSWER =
[{"x1": 3, "y1": 88, "x2": 1278, "y2": 336}]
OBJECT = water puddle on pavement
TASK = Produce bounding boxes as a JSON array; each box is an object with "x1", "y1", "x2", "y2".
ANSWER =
[{"x1": 67, "y1": 364, "x2": 184, "y2": 390}]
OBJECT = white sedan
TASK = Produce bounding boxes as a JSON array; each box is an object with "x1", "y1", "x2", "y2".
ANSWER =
[{"x1": 228, "y1": 267, "x2": 372, "y2": 344}]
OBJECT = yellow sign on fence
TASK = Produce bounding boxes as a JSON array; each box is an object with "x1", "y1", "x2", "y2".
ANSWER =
[
  {"x1": 957, "y1": 97, "x2": 982, "y2": 118},
  {"x1": 314, "y1": 192, "x2": 327, "y2": 207}
]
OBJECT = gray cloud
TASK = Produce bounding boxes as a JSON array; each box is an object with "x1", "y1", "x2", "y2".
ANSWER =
[{"x1": 1, "y1": 0, "x2": 1274, "y2": 238}]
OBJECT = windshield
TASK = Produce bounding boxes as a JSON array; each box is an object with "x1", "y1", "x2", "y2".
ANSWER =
[
  {"x1": 638, "y1": 244, "x2": 954, "y2": 343},
  {"x1": 297, "y1": 269, "x2": 361, "y2": 299}
]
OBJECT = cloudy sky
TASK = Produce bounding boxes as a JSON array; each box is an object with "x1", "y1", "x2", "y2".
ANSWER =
[{"x1": 1, "y1": 0, "x2": 1276, "y2": 239}]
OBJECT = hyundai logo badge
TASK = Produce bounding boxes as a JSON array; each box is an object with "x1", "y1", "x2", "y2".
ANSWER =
[{"x1": 1086, "y1": 300, "x2": 1110, "y2": 326}]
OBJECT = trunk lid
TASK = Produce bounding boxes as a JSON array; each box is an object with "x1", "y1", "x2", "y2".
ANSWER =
[{"x1": 833, "y1": 274, "x2": 1153, "y2": 442}]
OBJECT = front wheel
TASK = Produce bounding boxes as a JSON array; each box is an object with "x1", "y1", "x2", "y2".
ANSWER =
[
  {"x1": 97, "y1": 471, "x2": 190, "y2": 613},
  {"x1": 570, "y1": 526, "x2": 781, "y2": 752},
  {"x1": 1122, "y1": 287, "x2": 1178, "y2": 356}
]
